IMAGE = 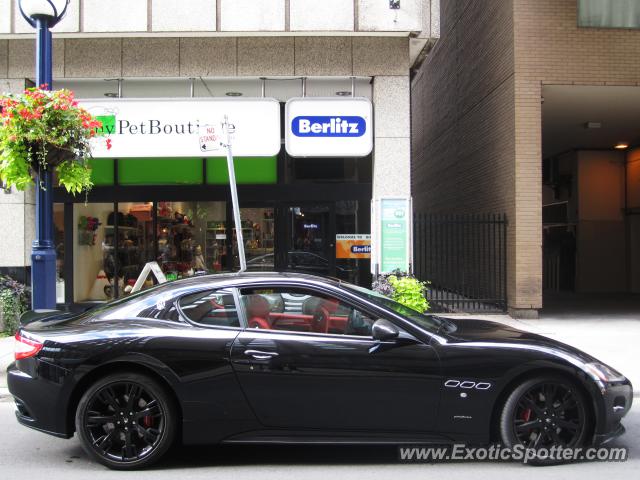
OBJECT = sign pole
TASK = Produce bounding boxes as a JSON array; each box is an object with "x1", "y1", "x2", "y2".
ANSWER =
[{"x1": 223, "y1": 115, "x2": 247, "y2": 272}]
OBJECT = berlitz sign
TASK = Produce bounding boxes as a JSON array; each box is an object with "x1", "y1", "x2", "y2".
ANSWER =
[
  {"x1": 79, "y1": 98, "x2": 281, "y2": 158},
  {"x1": 285, "y1": 98, "x2": 373, "y2": 157}
]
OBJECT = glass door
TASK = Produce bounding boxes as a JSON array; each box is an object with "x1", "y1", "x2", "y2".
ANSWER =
[{"x1": 278, "y1": 204, "x2": 336, "y2": 277}]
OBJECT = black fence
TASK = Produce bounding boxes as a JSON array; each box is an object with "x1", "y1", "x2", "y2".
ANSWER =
[{"x1": 414, "y1": 213, "x2": 508, "y2": 313}]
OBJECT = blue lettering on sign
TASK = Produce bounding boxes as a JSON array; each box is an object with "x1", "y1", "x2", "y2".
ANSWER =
[
  {"x1": 291, "y1": 116, "x2": 366, "y2": 137},
  {"x1": 351, "y1": 245, "x2": 371, "y2": 254}
]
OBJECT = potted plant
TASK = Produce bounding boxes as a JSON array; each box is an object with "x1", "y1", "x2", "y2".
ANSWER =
[
  {"x1": 0, "y1": 86, "x2": 102, "y2": 195},
  {"x1": 373, "y1": 270, "x2": 430, "y2": 313}
]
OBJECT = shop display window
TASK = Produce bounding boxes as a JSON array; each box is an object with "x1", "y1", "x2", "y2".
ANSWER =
[
  {"x1": 73, "y1": 201, "x2": 227, "y2": 303},
  {"x1": 156, "y1": 201, "x2": 227, "y2": 278},
  {"x1": 233, "y1": 208, "x2": 275, "y2": 270},
  {"x1": 54, "y1": 203, "x2": 65, "y2": 303}
]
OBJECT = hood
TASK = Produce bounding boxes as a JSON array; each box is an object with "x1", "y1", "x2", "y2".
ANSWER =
[{"x1": 438, "y1": 317, "x2": 598, "y2": 364}]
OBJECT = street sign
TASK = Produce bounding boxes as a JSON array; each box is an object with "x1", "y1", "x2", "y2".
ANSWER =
[{"x1": 375, "y1": 197, "x2": 412, "y2": 273}]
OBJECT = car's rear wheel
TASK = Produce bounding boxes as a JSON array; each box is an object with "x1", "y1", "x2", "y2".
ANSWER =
[
  {"x1": 500, "y1": 375, "x2": 591, "y2": 465},
  {"x1": 75, "y1": 372, "x2": 177, "y2": 470}
]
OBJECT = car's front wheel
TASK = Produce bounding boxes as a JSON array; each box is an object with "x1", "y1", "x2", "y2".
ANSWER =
[
  {"x1": 75, "y1": 372, "x2": 177, "y2": 470},
  {"x1": 499, "y1": 375, "x2": 591, "y2": 464}
]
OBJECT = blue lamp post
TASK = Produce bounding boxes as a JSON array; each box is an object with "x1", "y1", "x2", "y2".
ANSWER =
[{"x1": 18, "y1": 0, "x2": 70, "y2": 310}]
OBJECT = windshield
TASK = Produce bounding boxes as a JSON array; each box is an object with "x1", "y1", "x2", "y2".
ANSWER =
[{"x1": 342, "y1": 282, "x2": 443, "y2": 332}]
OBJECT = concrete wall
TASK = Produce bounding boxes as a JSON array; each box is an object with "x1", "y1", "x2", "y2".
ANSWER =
[
  {"x1": 0, "y1": 75, "x2": 34, "y2": 269},
  {"x1": 0, "y1": 0, "x2": 438, "y2": 36},
  {"x1": 1, "y1": 36, "x2": 409, "y2": 78},
  {"x1": 575, "y1": 151, "x2": 626, "y2": 293}
]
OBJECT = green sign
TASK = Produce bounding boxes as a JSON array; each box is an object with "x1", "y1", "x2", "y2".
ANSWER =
[{"x1": 380, "y1": 198, "x2": 410, "y2": 273}]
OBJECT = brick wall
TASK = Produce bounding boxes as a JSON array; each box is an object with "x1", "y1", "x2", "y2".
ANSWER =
[
  {"x1": 410, "y1": 0, "x2": 519, "y2": 311},
  {"x1": 412, "y1": 0, "x2": 640, "y2": 314},
  {"x1": 512, "y1": 0, "x2": 640, "y2": 310}
]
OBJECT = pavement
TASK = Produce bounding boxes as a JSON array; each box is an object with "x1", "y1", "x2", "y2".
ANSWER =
[
  {"x1": 0, "y1": 335, "x2": 12, "y2": 400},
  {"x1": 0, "y1": 401, "x2": 636, "y2": 478}
]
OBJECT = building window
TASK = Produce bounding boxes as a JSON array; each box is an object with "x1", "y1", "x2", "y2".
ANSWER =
[{"x1": 578, "y1": 0, "x2": 640, "y2": 29}]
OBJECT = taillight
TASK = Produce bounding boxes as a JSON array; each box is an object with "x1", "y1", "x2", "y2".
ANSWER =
[{"x1": 14, "y1": 333, "x2": 43, "y2": 361}]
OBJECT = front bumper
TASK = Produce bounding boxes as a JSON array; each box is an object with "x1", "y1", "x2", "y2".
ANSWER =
[
  {"x1": 592, "y1": 380, "x2": 633, "y2": 446},
  {"x1": 6, "y1": 361, "x2": 73, "y2": 439}
]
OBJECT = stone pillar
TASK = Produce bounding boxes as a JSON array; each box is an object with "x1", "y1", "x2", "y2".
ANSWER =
[{"x1": 372, "y1": 75, "x2": 411, "y2": 273}]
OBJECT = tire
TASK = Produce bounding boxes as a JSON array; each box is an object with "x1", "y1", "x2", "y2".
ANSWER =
[
  {"x1": 75, "y1": 372, "x2": 178, "y2": 470},
  {"x1": 499, "y1": 374, "x2": 591, "y2": 465}
]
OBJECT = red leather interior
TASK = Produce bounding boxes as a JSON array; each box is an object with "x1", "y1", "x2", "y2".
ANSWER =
[
  {"x1": 243, "y1": 294, "x2": 350, "y2": 333},
  {"x1": 312, "y1": 307, "x2": 330, "y2": 333},
  {"x1": 246, "y1": 295, "x2": 272, "y2": 329}
]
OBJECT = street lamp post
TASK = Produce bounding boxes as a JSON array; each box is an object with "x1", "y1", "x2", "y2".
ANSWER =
[{"x1": 19, "y1": 0, "x2": 69, "y2": 310}]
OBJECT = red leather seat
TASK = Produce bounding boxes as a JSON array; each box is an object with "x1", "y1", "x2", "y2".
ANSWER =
[
  {"x1": 245, "y1": 295, "x2": 272, "y2": 329},
  {"x1": 311, "y1": 306, "x2": 330, "y2": 334}
]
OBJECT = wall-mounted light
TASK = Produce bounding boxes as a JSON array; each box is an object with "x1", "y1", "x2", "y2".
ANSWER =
[
  {"x1": 225, "y1": 92, "x2": 243, "y2": 97},
  {"x1": 104, "y1": 92, "x2": 118, "y2": 98},
  {"x1": 335, "y1": 91, "x2": 351, "y2": 96},
  {"x1": 614, "y1": 143, "x2": 629, "y2": 150},
  {"x1": 389, "y1": 0, "x2": 400, "y2": 9}
]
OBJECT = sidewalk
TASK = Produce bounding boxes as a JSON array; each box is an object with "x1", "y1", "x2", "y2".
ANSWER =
[
  {"x1": 0, "y1": 335, "x2": 13, "y2": 400},
  {"x1": 0, "y1": 315, "x2": 638, "y2": 399}
]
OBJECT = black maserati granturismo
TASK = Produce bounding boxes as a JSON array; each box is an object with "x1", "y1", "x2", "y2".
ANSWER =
[{"x1": 7, "y1": 272, "x2": 633, "y2": 469}]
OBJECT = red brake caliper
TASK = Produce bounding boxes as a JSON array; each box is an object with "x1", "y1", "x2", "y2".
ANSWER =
[
  {"x1": 522, "y1": 408, "x2": 532, "y2": 422},
  {"x1": 143, "y1": 415, "x2": 154, "y2": 428}
]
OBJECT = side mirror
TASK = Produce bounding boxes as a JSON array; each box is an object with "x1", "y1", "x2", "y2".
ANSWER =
[{"x1": 372, "y1": 319, "x2": 399, "y2": 341}]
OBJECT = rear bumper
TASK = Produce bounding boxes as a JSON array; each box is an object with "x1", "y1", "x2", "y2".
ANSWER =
[
  {"x1": 6, "y1": 361, "x2": 73, "y2": 439},
  {"x1": 592, "y1": 380, "x2": 633, "y2": 446}
]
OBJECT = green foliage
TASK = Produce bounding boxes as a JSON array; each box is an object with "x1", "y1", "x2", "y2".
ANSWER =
[
  {"x1": 0, "y1": 276, "x2": 30, "y2": 335},
  {"x1": 373, "y1": 270, "x2": 430, "y2": 313},
  {"x1": 0, "y1": 88, "x2": 101, "y2": 195},
  {"x1": 388, "y1": 275, "x2": 430, "y2": 313},
  {"x1": 56, "y1": 158, "x2": 94, "y2": 195}
]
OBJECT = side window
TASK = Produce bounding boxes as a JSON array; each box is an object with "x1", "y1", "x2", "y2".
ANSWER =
[
  {"x1": 103, "y1": 290, "x2": 179, "y2": 321},
  {"x1": 178, "y1": 289, "x2": 240, "y2": 328},
  {"x1": 240, "y1": 287, "x2": 376, "y2": 337}
]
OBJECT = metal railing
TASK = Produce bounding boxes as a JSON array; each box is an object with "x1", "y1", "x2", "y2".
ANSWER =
[{"x1": 414, "y1": 213, "x2": 508, "y2": 313}]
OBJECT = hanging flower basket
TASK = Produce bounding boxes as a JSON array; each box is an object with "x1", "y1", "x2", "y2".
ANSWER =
[{"x1": 0, "y1": 87, "x2": 102, "y2": 195}]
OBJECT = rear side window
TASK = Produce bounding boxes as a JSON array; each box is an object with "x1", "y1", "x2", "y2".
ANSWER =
[{"x1": 178, "y1": 289, "x2": 240, "y2": 328}]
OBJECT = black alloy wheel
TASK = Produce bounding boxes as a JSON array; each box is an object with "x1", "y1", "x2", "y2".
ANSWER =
[
  {"x1": 500, "y1": 375, "x2": 590, "y2": 464},
  {"x1": 75, "y1": 373, "x2": 177, "y2": 469}
]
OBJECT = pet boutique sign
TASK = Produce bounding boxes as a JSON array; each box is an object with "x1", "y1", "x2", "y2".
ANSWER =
[{"x1": 80, "y1": 98, "x2": 281, "y2": 158}]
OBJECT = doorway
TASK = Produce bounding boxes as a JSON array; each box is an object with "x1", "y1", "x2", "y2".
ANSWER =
[
  {"x1": 280, "y1": 204, "x2": 336, "y2": 277},
  {"x1": 241, "y1": 203, "x2": 337, "y2": 278}
]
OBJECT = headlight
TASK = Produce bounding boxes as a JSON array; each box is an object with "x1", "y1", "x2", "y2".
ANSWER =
[{"x1": 584, "y1": 362, "x2": 626, "y2": 383}]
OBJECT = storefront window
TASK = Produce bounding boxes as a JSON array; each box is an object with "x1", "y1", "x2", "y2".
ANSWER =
[
  {"x1": 116, "y1": 203, "x2": 155, "y2": 293},
  {"x1": 335, "y1": 200, "x2": 371, "y2": 286},
  {"x1": 235, "y1": 208, "x2": 275, "y2": 270},
  {"x1": 74, "y1": 203, "x2": 116, "y2": 302},
  {"x1": 73, "y1": 201, "x2": 227, "y2": 303},
  {"x1": 53, "y1": 203, "x2": 65, "y2": 303},
  {"x1": 157, "y1": 201, "x2": 227, "y2": 278}
]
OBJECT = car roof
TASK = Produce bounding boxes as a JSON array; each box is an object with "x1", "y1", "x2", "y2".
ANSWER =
[{"x1": 164, "y1": 271, "x2": 343, "y2": 289}]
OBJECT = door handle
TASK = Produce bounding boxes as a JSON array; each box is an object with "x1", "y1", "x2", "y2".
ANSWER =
[{"x1": 244, "y1": 349, "x2": 279, "y2": 360}]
